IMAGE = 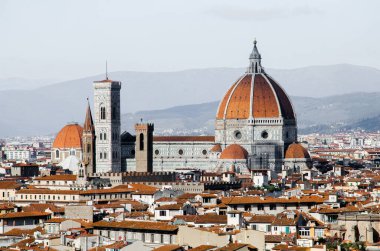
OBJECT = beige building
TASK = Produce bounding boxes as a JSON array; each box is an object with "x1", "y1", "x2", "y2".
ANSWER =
[{"x1": 176, "y1": 225, "x2": 265, "y2": 251}]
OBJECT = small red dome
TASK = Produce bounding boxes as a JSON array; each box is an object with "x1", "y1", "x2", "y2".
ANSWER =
[
  {"x1": 285, "y1": 143, "x2": 310, "y2": 159},
  {"x1": 52, "y1": 124, "x2": 83, "y2": 149},
  {"x1": 220, "y1": 144, "x2": 248, "y2": 160},
  {"x1": 210, "y1": 144, "x2": 222, "y2": 153}
]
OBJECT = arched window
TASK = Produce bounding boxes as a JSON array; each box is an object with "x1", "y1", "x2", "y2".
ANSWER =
[
  {"x1": 100, "y1": 152, "x2": 103, "y2": 159},
  {"x1": 139, "y1": 133, "x2": 144, "y2": 151},
  {"x1": 87, "y1": 144, "x2": 91, "y2": 153},
  {"x1": 55, "y1": 150, "x2": 59, "y2": 158},
  {"x1": 104, "y1": 133, "x2": 107, "y2": 140},
  {"x1": 100, "y1": 106, "x2": 106, "y2": 120},
  {"x1": 100, "y1": 133, "x2": 103, "y2": 140},
  {"x1": 104, "y1": 152, "x2": 107, "y2": 159}
]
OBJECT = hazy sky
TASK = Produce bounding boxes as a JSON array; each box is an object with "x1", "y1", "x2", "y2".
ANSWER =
[{"x1": 1, "y1": 0, "x2": 379, "y2": 80}]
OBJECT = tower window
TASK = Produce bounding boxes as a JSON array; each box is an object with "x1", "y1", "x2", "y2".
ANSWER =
[
  {"x1": 55, "y1": 150, "x2": 59, "y2": 158},
  {"x1": 104, "y1": 152, "x2": 107, "y2": 159},
  {"x1": 112, "y1": 106, "x2": 116, "y2": 120},
  {"x1": 100, "y1": 107, "x2": 106, "y2": 120},
  {"x1": 100, "y1": 153, "x2": 103, "y2": 159},
  {"x1": 100, "y1": 133, "x2": 103, "y2": 140},
  {"x1": 104, "y1": 133, "x2": 107, "y2": 141},
  {"x1": 139, "y1": 133, "x2": 144, "y2": 151},
  {"x1": 87, "y1": 144, "x2": 91, "y2": 153}
]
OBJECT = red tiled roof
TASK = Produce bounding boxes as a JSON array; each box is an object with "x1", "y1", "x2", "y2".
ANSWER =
[
  {"x1": 34, "y1": 174, "x2": 77, "y2": 181},
  {"x1": 52, "y1": 124, "x2": 83, "y2": 149},
  {"x1": 93, "y1": 220, "x2": 178, "y2": 232},
  {"x1": 0, "y1": 211, "x2": 51, "y2": 219},
  {"x1": 0, "y1": 181, "x2": 22, "y2": 190},
  {"x1": 220, "y1": 144, "x2": 248, "y2": 160},
  {"x1": 285, "y1": 143, "x2": 311, "y2": 159}
]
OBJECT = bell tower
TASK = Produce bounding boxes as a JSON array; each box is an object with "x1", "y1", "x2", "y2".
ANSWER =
[
  {"x1": 78, "y1": 101, "x2": 96, "y2": 186},
  {"x1": 82, "y1": 100, "x2": 96, "y2": 174},
  {"x1": 93, "y1": 76, "x2": 122, "y2": 173},
  {"x1": 135, "y1": 123, "x2": 154, "y2": 173}
]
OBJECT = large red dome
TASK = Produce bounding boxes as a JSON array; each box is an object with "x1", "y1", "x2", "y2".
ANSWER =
[
  {"x1": 216, "y1": 41, "x2": 295, "y2": 121},
  {"x1": 216, "y1": 74, "x2": 295, "y2": 120}
]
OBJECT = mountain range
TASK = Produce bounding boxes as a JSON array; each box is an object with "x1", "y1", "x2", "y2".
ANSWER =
[{"x1": 1, "y1": 64, "x2": 380, "y2": 137}]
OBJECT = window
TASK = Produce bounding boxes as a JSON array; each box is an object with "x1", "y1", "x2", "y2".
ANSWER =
[
  {"x1": 104, "y1": 133, "x2": 107, "y2": 140},
  {"x1": 234, "y1": 130, "x2": 242, "y2": 139},
  {"x1": 100, "y1": 133, "x2": 103, "y2": 140},
  {"x1": 139, "y1": 133, "x2": 144, "y2": 150},
  {"x1": 100, "y1": 106, "x2": 106, "y2": 120},
  {"x1": 202, "y1": 149, "x2": 207, "y2": 155},
  {"x1": 261, "y1": 130, "x2": 269, "y2": 139},
  {"x1": 87, "y1": 144, "x2": 91, "y2": 153},
  {"x1": 159, "y1": 210, "x2": 166, "y2": 216},
  {"x1": 178, "y1": 149, "x2": 184, "y2": 155},
  {"x1": 104, "y1": 152, "x2": 107, "y2": 159},
  {"x1": 270, "y1": 204, "x2": 277, "y2": 210},
  {"x1": 112, "y1": 106, "x2": 116, "y2": 120},
  {"x1": 55, "y1": 150, "x2": 60, "y2": 158},
  {"x1": 258, "y1": 204, "x2": 264, "y2": 211},
  {"x1": 100, "y1": 153, "x2": 103, "y2": 159}
]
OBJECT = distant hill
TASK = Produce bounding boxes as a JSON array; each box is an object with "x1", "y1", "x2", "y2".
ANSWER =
[
  {"x1": 1, "y1": 64, "x2": 380, "y2": 137},
  {"x1": 122, "y1": 92, "x2": 380, "y2": 135}
]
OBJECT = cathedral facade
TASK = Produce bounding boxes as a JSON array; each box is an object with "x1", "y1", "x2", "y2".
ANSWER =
[
  {"x1": 123, "y1": 41, "x2": 300, "y2": 175},
  {"x1": 52, "y1": 40, "x2": 310, "y2": 177}
]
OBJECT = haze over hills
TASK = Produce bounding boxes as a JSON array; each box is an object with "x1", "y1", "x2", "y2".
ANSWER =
[
  {"x1": 1, "y1": 64, "x2": 380, "y2": 137},
  {"x1": 122, "y1": 92, "x2": 380, "y2": 135}
]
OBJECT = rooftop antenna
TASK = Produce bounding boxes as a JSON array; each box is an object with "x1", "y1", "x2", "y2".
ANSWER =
[{"x1": 105, "y1": 60, "x2": 109, "y2": 80}]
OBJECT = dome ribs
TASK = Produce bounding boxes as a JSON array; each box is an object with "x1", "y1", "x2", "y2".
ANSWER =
[
  {"x1": 266, "y1": 75, "x2": 295, "y2": 120},
  {"x1": 225, "y1": 75, "x2": 252, "y2": 119},
  {"x1": 52, "y1": 124, "x2": 83, "y2": 149},
  {"x1": 252, "y1": 74, "x2": 279, "y2": 118},
  {"x1": 216, "y1": 79, "x2": 240, "y2": 119}
]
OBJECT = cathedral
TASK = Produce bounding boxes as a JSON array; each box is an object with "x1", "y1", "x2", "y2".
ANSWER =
[{"x1": 51, "y1": 40, "x2": 312, "y2": 179}]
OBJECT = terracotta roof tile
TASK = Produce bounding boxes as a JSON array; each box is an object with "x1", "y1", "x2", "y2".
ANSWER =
[
  {"x1": 52, "y1": 124, "x2": 83, "y2": 149},
  {"x1": 220, "y1": 144, "x2": 248, "y2": 160},
  {"x1": 0, "y1": 211, "x2": 51, "y2": 219},
  {"x1": 93, "y1": 220, "x2": 178, "y2": 232},
  {"x1": 34, "y1": 174, "x2": 77, "y2": 181}
]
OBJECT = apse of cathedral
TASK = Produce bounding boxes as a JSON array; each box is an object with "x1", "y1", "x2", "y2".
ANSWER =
[{"x1": 51, "y1": 40, "x2": 312, "y2": 178}]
